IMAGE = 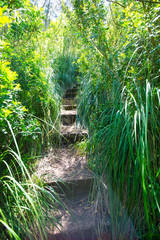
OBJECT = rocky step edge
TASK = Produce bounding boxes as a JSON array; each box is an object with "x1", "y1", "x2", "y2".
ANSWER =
[
  {"x1": 52, "y1": 121, "x2": 88, "y2": 146},
  {"x1": 52, "y1": 127, "x2": 88, "y2": 146},
  {"x1": 61, "y1": 109, "x2": 77, "y2": 126},
  {"x1": 62, "y1": 98, "x2": 77, "y2": 106},
  {"x1": 63, "y1": 87, "x2": 79, "y2": 99},
  {"x1": 42, "y1": 177, "x2": 111, "y2": 240},
  {"x1": 60, "y1": 124, "x2": 88, "y2": 145},
  {"x1": 64, "y1": 91, "x2": 77, "y2": 99},
  {"x1": 63, "y1": 104, "x2": 77, "y2": 110}
]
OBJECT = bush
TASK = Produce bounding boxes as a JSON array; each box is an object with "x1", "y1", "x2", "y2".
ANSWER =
[{"x1": 70, "y1": 1, "x2": 160, "y2": 238}]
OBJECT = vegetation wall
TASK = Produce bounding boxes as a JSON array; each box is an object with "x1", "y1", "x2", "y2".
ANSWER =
[
  {"x1": 0, "y1": 0, "x2": 159, "y2": 239},
  {"x1": 66, "y1": 0, "x2": 160, "y2": 238}
]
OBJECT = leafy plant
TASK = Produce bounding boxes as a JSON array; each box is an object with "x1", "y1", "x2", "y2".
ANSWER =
[
  {"x1": 69, "y1": 0, "x2": 160, "y2": 238},
  {"x1": 0, "y1": 121, "x2": 61, "y2": 240},
  {"x1": 0, "y1": 5, "x2": 62, "y2": 238}
]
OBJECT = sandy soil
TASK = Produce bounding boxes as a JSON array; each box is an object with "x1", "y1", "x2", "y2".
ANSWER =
[{"x1": 34, "y1": 146, "x2": 93, "y2": 183}]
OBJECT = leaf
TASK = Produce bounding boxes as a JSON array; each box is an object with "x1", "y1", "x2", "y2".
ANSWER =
[
  {"x1": 0, "y1": 7, "x2": 2, "y2": 16},
  {"x1": 156, "y1": 168, "x2": 160, "y2": 178},
  {"x1": 2, "y1": 109, "x2": 13, "y2": 117},
  {"x1": 0, "y1": 16, "x2": 11, "y2": 25},
  {"x1": 0, "y1": 219, "x2": 21, "y2": 240}
]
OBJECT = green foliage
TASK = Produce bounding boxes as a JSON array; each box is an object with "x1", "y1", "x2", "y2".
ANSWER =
[
  {"x1": 0, "y1": 60, "x2": 29, "y2": 151},
  {"x1": 0, "y1": 3, "x2": 62, "y2": 238},
  {"x1": 0, "y1": 123, "x2": 60, "y2": 239},
  {"x1": 0, "y1": 7, "x2": 33, "y2": 153},
  {"x1": 1, "y1": 0, "x2": 160, "y2": 238},
  {"x1": 45, "y1": 17, "x2": 80, "y2": 92},
  {"x1": 0, "y1": 0, "x2": 27, "y2": 9},
  {"x1": 70, "y1": 0, "x2": 160, "y2": 238},
  {"x1": 0, "y1": 1, "x2": 61, "y2": 153},
  {"x1": 54, "y1": 52, "x2": 79, "y2": 90}
]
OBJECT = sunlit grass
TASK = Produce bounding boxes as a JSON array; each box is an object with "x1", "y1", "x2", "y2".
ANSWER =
[
  {"x1": 0, "y1": 121, "x2": 61, "y2": 239},
  {"x1": 74, "y1": 2, "x2": 160, "y2": 238},
  {"x1": 78, "y1": 79, "x2": 160, "y2": 239}
]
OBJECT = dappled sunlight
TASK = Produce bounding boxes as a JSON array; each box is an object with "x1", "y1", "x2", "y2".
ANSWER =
[
  {"x1": 0, "y1": 0, "x2": 159, "y2": 239},
  {"x1": 35, "y1": 146, "x2": 92, "y2": 182}
]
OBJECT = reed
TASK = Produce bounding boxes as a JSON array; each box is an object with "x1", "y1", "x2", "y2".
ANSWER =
[{"x1": 0, "y1": 121, "x2": 61, "y2": 239}]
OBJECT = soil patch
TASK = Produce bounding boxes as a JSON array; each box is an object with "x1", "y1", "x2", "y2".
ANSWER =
[{"x1": 34, "y1": 146, "x2": 92, "y2": 182}]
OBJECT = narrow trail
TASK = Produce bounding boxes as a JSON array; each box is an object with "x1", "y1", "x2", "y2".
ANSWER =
[
  {"x1": 34, "y1": 86, "x2": 137, "y2": 240},
  {"x1": 34, "y1": 85, "x2": 110, "y2": 240}
]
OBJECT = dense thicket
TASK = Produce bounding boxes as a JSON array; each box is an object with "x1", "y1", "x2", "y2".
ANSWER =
[
  {"x1": 0, "y1": 1, "x2": 62, "y2": 238},
  {"x1": 66, "y1": 0, "x2": 160, "y2": 239},
  {"x1": 0, "y1": 0, "x2": 62, "y2": 155},
  {"x1": 0, "y1": 0, "x2": 159, "y2": 239}
]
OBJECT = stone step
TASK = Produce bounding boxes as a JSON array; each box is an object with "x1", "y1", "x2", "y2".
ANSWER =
[
  {"x1": 61, "y1": 109, "x2": 77, "y2": 115},
  {"x1": 47, "y1": 177, "x2": 94, "y2": 200},
  {"x1": 63, "y1": 104, "x2": 77, "y2": 110},
  {"x1": 72, "y1": 83, "x2": 80, "y2": 90},
  {"x1": 63, "y1": 87, "x2": 78, "y2": 99},
  {"x1": 62, "y1": 98, "x2": 76, "y2": 105},
  {"x1": 60, "y1": 124, "x2": 88, "y2": 144},
  {"x1": 52, "y1": 202, "x2": 102, "y2": 240},
  {"x1": 61, "y1": 132, "x2": 88, "y2": 144},
  {"x1": 34, "y1": 147, "x2": 92, "y2": 184},
  {"x1": 66, "y1": 87, "x2": 78, "y2": 93},
  {"x1": 65, "y1": 88, "x2": 78, "y2": 94},
  {"x1": 43, "y1": 179, "x2": 111, "y2": 240},
  {"x1": 42, "y1": 203, "x2": 101, "y2": 240},
  {"x1": 61, "y1": 109, "x2": 77, "y2": 126},
  {"x1": 64, "y1": 92, "x2": 77, "y2": 99}
]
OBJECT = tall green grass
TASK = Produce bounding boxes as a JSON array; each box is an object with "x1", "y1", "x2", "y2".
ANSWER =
[
  {"x1": 0, "y1": 121, "x2": 61, "y2": 239},
  {"x1": 78, "y1": 77, "x2": 160, "y2": 238},
  {"x1": 41, "y1": 17, "x2": 80, "y2": 94},
  {"x1": 54, "y1": 52, "x2": 79, "y2": 91},
  {"x1": 72, "y1": 1, "x2": 160, "y2": 238}
]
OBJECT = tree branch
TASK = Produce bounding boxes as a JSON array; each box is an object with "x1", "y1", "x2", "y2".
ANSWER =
[
  {"x1": 135, "y1": 0, "x2": 160, "y2": 3},
  {"x1": 105, "y1": 0, "x2": 125, "y2": 8},
  {"x1": 105, "y1": 0, "x2": 160, "y2": 7}
]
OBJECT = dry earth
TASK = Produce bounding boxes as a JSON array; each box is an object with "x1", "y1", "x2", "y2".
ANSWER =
[{"x1": 34, "y1": 146, "x2": 93, "y2": 183}]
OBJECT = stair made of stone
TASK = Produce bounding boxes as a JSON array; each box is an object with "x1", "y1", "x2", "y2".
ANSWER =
[
  {"x1": 60, "y1": 123, "x2": 88, "y2": 144},
  {"x1": 63, "y1": 104, "x2": 77, "y2": 110},
  {"x1": 34, "y1": 84, "x2": 138, "y2": 240},
  {"x1": 51, "y1": 87, "x2": 110, "y2": 239},
  {"x1": 35, "y1": 86, "x2": 110, "y2": 240},
  {"x1": 60, "y1": 86, "x2": 88, "y2": 144},
  {"x1": 34, "y1": 146, "x2": 111, "y2": 240},
  {"x1": 61, "y1": 109, "x2": 77, "y2": 126},
  {"x1": 64, "y1": 88, "x2": 78, "y2": 99},
  {"x1": 41, "y1": 177, "x2": 111, "y2": 240}
]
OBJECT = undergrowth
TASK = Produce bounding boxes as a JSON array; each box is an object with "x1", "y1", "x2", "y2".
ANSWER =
[
  {"x1": 0, "y1": 121, "x2": 61, "y2": 239},
  {"x1": 70, "y1": 1, "x2": 160, "y2": 239}
]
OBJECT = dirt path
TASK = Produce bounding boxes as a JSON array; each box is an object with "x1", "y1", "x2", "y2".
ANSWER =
[
  {"x1": 34, "y1": 86, "x2": 137, "y2": 240},
  {"x1": 34, "y1": 86, "x2": 109, "y2": 240},
  {"x1": 35, "y1": 146, "x2": 92, "y2": 182}
]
